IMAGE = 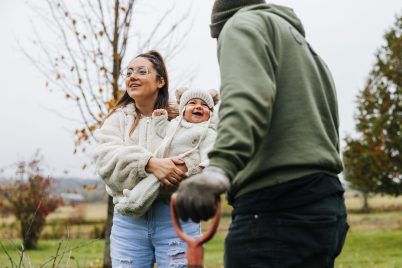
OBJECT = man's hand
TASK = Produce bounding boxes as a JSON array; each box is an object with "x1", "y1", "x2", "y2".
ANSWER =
[{"x1": 174, "y1": 166, "x2": 230, "y2": 222}]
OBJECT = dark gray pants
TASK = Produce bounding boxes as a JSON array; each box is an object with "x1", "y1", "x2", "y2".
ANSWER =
[{"x1": 224, "y1": 193, "x2": 349, "y2": 268}]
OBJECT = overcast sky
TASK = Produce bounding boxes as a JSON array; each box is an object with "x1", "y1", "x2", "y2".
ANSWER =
[{"x1": 0, "y1": 0, "x2": 401, "y2": 179}]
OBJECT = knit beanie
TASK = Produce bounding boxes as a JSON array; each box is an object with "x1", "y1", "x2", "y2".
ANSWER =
[
  {"x1": 178, "y1": 89, "x2": 215, "y2": 115},
  {"x1": 210, "y1": 0, "x2": 266, "y2": 38}
]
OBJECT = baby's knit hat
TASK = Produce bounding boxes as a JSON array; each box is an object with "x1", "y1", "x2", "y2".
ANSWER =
[
  {"x1": 210, "y1": 0, "x2": 266, "y2": 38},
  {"x1": 176, "y1": 88, "x2": 217, "y2": 115}
]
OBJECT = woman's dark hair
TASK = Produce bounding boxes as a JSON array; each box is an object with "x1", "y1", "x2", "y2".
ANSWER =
[
  {"x1": 107, "y1": 50, "x2": 169, "y2": 134},
  {"x1": 136, "y1": 50, "x2": 169, "y2": 110}
]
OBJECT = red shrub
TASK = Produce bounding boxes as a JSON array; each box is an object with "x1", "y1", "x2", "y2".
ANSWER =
[{"x1": 0, "y1": 157, "x2": 63, "y2": 249}]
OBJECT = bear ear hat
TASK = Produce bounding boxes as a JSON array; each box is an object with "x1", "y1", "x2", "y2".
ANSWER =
[
  {"x1": 208, "y1": 89, "x2": 220, "y2": 105},
  {"x1": 175, "y1": 87, "x2": 189, "y2": 104}
]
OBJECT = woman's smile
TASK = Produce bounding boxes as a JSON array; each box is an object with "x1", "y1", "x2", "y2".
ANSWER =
[{"x1": 129, "y1": 82, "x2": 142, "y2": 89}]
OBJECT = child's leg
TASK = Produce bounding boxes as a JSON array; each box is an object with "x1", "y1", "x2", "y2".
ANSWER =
[{"x1": 115, "y1": 174, "x2": 160, "y2": 217}]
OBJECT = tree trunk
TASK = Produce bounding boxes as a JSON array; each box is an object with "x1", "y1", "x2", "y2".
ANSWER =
[
  {"x1": 103, "y1": 196, "x2": 114, "y2": 268},
  {"x1": 104, "y1": 3, "x2": 120, "y2": 266},
  {"x1": 21, "y1": 215, "x2": 45, "y2": 250},
  {"x1": 362, "y1": 192, "x2": 370, "y2": 213}
]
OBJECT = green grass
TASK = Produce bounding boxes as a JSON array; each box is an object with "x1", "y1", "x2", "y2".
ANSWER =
[
  {"x1": 0, "y1": 239, "x2": 104, "y2": 267},
  {"x1": 203, "y1": 229, "x2": 402, "y2": 268},
  {"x1": 204, "y1": 235, "x2": 225, "y2": 268},
  {"x1": 1, "y1": 225, "x2": 402, "y2": 268},
  {"x1": 336, "y1": 230, "x2": 402, "y2": 268}
]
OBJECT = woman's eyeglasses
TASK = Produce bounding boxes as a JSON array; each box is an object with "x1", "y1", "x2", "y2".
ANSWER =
[{"x1": 121, "y1": 66, "x2": 151, "y2": 78}]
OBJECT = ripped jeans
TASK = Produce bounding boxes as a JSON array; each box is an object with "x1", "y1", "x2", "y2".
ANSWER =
[{"x1": 111, "y1": 198, "x2": 201, "y2": 268}]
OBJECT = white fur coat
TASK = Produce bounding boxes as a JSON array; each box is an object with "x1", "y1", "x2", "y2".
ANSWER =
[{"x1": 94, "y1": 103, "x2": 162, "y2": 204}]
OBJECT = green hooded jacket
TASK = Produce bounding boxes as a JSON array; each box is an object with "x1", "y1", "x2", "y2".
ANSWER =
[{"x1": 208, "y1": 4, "x2": 343, "y2": 200}]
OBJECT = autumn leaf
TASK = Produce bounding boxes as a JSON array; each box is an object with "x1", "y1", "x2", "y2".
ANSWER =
[
  {"x1": 83, "y1": 183, "x2": 98, "y2": 192},
  {"x1": 89, "y1": 125, "x2": 97, "y2": 132}
]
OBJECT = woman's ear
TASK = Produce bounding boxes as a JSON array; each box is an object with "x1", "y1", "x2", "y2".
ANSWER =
[
  {"x1": 157, "y1": 77, "x2": 165, "y2": 89},
  {"x1": 175, "y1": 87, "x2": 189, "y2": 104},
  {"x1": 209, "y1": 89, "x2": 220, "y2": 105}
]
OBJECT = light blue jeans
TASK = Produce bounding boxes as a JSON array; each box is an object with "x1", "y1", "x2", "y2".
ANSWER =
[{"x1": 111, "y1": 198, "x2": 201, "y2": 268}]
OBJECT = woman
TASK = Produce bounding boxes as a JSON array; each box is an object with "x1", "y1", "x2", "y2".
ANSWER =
[{"x1": 94, "y1": 50, "x2": 201, "y2": 268}]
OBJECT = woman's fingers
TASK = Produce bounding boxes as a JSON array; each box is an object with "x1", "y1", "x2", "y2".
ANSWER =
[
  {"x1": 174, "y1": 166, "x2": 185, "y2": 177},
  {"x1": 161, "y1": 177, "x2": 175, "y2": 187},
  {"x1": 166, "y1": 175, "x2": 179, "y2": 185},
  {"x1": 171, "y1": 158, "x2": 185, "y2": 165},
  {"x1": 159, "y1": 172, "x2": 180, "y2": 186},
  {"x1": 171, "y1": 158, "x2": 187, "y2": 175},
  {"x1": 176, "y1": 164, "x2": 188, "y2": 174},
  {"x1": 172, "y1": 169, "x2": 186, "y2": 183}
]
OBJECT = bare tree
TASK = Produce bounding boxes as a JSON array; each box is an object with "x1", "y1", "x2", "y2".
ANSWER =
[{"x1": 22, "y1": 0, "x2": 195, "y2": 266}]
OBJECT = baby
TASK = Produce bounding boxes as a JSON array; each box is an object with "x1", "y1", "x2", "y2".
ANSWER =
[{"x1": 115, "y1": 88, "x2": 219, "y2": 217}]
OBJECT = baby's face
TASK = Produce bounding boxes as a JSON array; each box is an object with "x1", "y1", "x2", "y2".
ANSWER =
[{"x1": 183, "y1": 98, "x2": 211, "y2": 123}]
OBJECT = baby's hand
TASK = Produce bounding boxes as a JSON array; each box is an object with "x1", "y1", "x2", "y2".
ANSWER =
[{"x1": 153, "y1": 109, "x2": 167, "y2": 116}]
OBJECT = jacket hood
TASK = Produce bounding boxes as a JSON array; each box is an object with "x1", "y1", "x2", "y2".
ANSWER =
[{"x1": 239, "y1": 4, "x2": 305, "y2": 37}]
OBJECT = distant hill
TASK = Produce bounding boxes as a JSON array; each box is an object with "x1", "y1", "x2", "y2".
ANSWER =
[
  {"x1": 52, "y1": 177, "x2": 102, "y2": 190},
  {"x1": 0, "y1": 176, "x2": 106, "y2": 202},
  {"x1": 52, "y1": 177, "x2": 106, "y2": 202}
]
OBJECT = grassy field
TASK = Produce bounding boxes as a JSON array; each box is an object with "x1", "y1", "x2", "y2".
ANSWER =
[
  {"x1": 0, "y1": 239, "x2": 103, "y2": 268},
  {"x1": 1, "y1": 195, "x2": 402, "y2": 267},
  {"x1": 203, "y1": 230, "x2": 402, "y2": 268},
  {"x1": 2, "y1": 230, "x2": 402, "y2": 268}
]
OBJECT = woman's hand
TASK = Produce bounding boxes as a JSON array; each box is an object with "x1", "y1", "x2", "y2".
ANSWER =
[
  {"x1": 146, "y1": 157, "x2": 187, "y2": 187},
  {"x1": 171, "y1": 157, "x2": 188, "y2": 174}
]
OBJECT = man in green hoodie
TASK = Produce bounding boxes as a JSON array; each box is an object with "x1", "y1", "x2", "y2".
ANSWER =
[{"x1": 174, "y1": 0, "x2": 349, "y2": 267}]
